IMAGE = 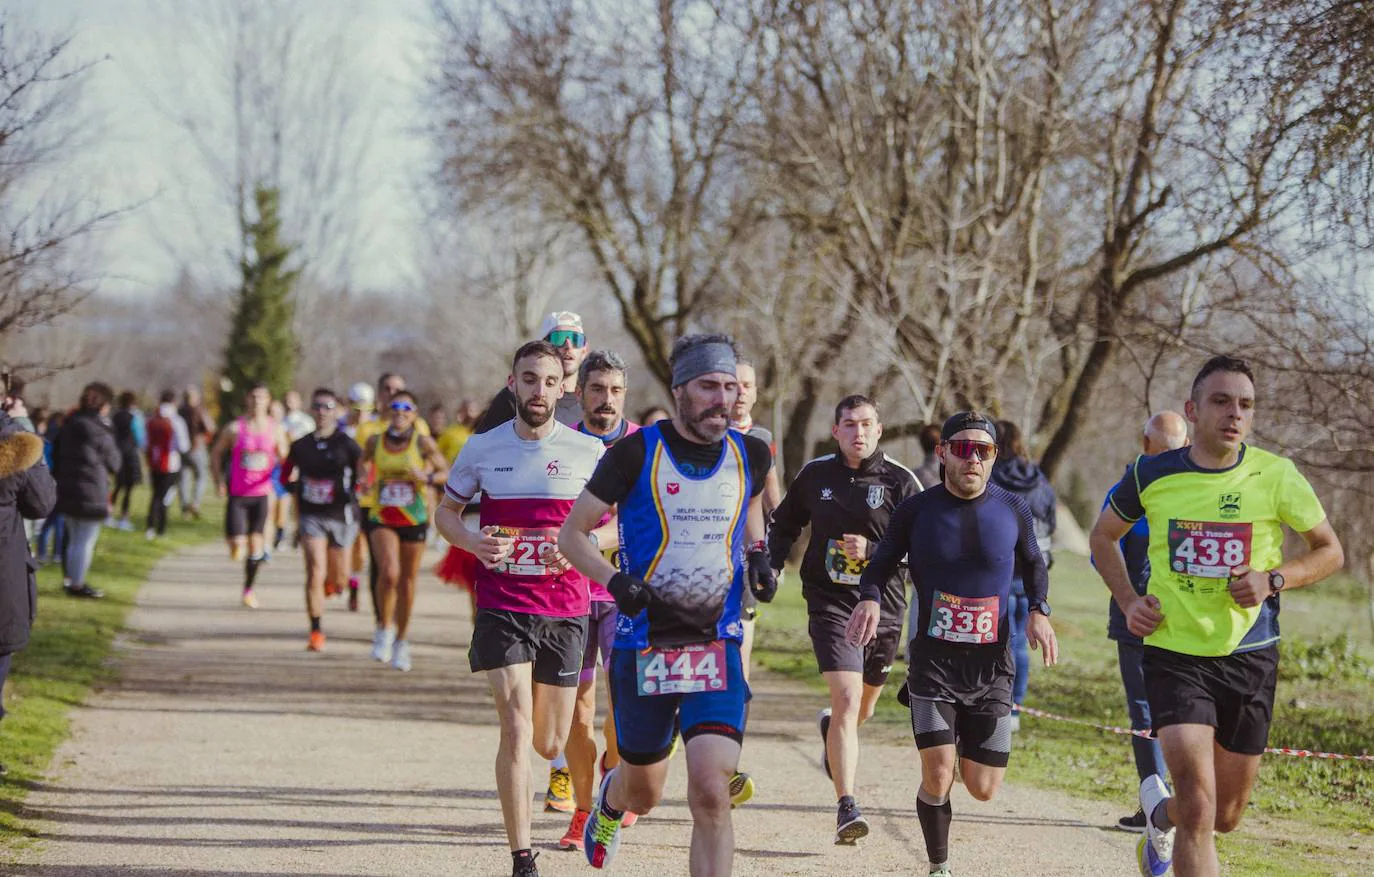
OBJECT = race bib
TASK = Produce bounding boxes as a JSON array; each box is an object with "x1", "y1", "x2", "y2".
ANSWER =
[
  {"x1": 635, "y1": 641, "x2": 728, "y2": 695},
  {"x1": 825, "y1": 539, "x2": 867, "y2": 586},
  {"x1": 494, "y1": 527, "x2": 569, "y2": 576},
  {"x1": 379, "y1": 480, "x2": 417, "y2": 508},
  {"x1": 301, "y1": 478, "x2": 336, "y2": 505},
  {"x1": 1168, "y1": 520, "x2": 1252, "y2": 579},
  {"x1": 241, "y1": 451, "x2": 270, "y2": 472},
  {"x1": 928, "y1": 591, "x2": 999, "y2": 644}
]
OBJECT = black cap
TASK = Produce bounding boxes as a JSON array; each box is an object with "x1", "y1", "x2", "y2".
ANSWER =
[{"x1": 941, "y1": 411, "x2": 997, "y2": 443}]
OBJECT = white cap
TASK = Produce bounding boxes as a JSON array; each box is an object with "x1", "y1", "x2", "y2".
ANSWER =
[
  {"x1": 538, "y1": 310, "x2": 584, "y2": 339},
  {"x1": 347, "y1": 382, "x2": 375, "y2": 407}
]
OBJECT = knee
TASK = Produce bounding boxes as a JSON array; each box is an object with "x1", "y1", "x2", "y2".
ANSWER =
[
  {"x1": 857, "y1": 698, "x2": 878, "y2": 725},
  {"x1": 921, "y1": 766, "x2": 955, "y2": 796},
  {"x1": 532, "y1": 737, "x2": 562, "y2": 761},
  {"x1": 1214, "y1": 801, "x2": 1246, "y2": 834},
  {"x1": 964, "y1": 776, "x2": 1000, "y2": 802},
  {"x1": 620, "y1": 774, "x2": 663, "y2": 815},
  {"x1": 686, "y1": 774, "x2": 731, "y2": 819},
  {"x1": 497, "y1": 711, "x2": 533, "y2": 749},
  {"x1": 831, "y1": 688, "x2": 862, "y2": 719},
  {"x1": 1174, "y1": 786, "x2": 1217, "y2": 831}
]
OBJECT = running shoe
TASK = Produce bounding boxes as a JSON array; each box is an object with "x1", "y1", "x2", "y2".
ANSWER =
[
  {"x1": 1116, "y1": 807, "x2": 1148, "y2": 833},
  {"x1": 835, "y1": 800, "x2": 869, "y2": 845},
  {"x1": 729, "y1": 771, "x2": 754, "y2": 808},
  {"x1": 391, "y1": 640, "x2": 412, "y2": 672},
  {"x1": 64, "y1": 583, "x2": 104, "y2": 599},
  {"x1": 1137, "y1": 774, "x2": 1174, "y2": 877},
  {"x1": 347, "y1": 580, "x2": 360, "y2": 612},
  {"x1": 559, "y1": 809, "x2": 590, "y2": 851},
  {"x1": 370, "y1": 627, "x2": 395, "y2": 662},
  {"x1": 145, "y1": 528, "x2": 156, "y2": 541},
  {"x1": 241, "y1": 589, "x2": 259, "y2": 609},
  {"x1": 929, "y1": 867, "x2": 952, "y2": 877},
  {"x1": 512, "y1": 850, "x2": 540, "y2": 877},
  {"x1": 324, "y1": 579, "x2": 343, "y2": 597},
  {"x1": 584, "y1": 769, "x2": 624, "y2": 869},
  {"x1": 307, "y1": 631, "x2": 326, "y2": 652},
  {"x1": 818, "y1": 707, "x2": 832, "y2": 779},
  {"x1": 545, "y1": 766, "x2": 574, "y2": 813}
]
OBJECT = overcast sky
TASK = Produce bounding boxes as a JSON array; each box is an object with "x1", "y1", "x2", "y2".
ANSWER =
[{"x1": 14, "y1": 0, "x2": 435, "y2": 298}]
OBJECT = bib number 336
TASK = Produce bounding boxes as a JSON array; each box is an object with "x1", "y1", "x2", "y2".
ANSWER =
[
  {"x1": 635, "y1": 641, "x2": 727, "y2": 695},
  {"x1": 928, "y1": 591, "x2": 998, "y2": 644}
]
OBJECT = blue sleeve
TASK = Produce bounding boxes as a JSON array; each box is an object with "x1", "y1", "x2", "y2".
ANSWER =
[
  {"x1": 131, "y1": 413, "x2": 147, "y2": 449},
  {"x1": 859, "y1": 494, "x2": 917, "y2": 602},
  {"x1": 1010, "y1": 493, "x2": 1050, "y2": 604}
]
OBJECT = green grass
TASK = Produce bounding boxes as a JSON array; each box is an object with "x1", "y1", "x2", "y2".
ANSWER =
[
  {"x1": 755, "y1": 553, "x2": 1374, "y2": 876},
  {"x1": 0, "y1": 490, "x2": 223, "y2": 847}
]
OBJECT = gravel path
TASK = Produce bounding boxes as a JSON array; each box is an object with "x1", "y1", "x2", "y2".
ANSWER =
[{"x1": 8, "y1": 542, "x2": 1140, "y2": 876}]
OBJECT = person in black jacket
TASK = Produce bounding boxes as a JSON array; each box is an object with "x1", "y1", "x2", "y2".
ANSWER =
[
  {"x1": 0, "y1": 408, "x2": 57, "y2": 771},
  {"x1": 767, "y1": 394, "x2": 921, "y2": 846},
  {"x1": 53, "y1": 383, "x2": 121, "y2": 599}
]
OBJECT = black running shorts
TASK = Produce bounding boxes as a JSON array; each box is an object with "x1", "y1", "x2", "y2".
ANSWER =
[
  {"x1": 807, "y1": 596, "x2": 901, "y2": 686},
  {"x1": 905, "y1": 643, "x2": 1015, "y2": 767},
  {"x1": 468, "y1": 608, "x2": 589, "y2": 687},
  {"x1": 1143, "y1": 644, "x2": 1278, "y2": 756},
  {"x1": 225, "y1": 495, "x2": 271, "y2": 539}
]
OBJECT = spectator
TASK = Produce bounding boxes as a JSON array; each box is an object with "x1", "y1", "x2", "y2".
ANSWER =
[
  {"x1": 178, "y1": 386, "x2": 214, "y2": 521},
  {"x1": 53, "y1": 383, "x2": 121, "y2": 599},
  {"x1": 109, "y1": 391, "x2": 144, "y2": 531},
  {"x1": 0, "y1": 406, "x2": 56, "y2": 773},
  {"x1": 33, "y1": 412, "x2": 65, "y2": 564},
  {"x1": 281, "y1": 390, "x2": 314, "y2": 442},
  {"x1": 637, "y1": 405, "x2": 671, "y2": 426},
  {"x1": 2, "y1": 375, "x2": 34, "y2": 433},
  {"x1": 990, "y1": 419, "x2": 1057, "y2": 730},
  {"x1": 914, "y1": 422, "x2": 941, "y2": 491},
  {"x1": 144, "y1": 391, "x2": 191, "y2": 540}
]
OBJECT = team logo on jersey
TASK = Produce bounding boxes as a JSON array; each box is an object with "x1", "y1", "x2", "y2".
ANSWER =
[
  {"x1": 866, "y1": 485, "x2": 885, "y2": 509},
  {"x1": 1218, "y1": 493, "x2": 1241, "y2": 519},
  {"x1": 717, "y1": 481, "x2": 738, "y2": 499},
  {"x1": 546, "y1": 460, "x2": 561, "y2": 476},
  {"x1": 820, "y1": 488, "x2": 833, "y2": 501},
  {"x1": 667, "y1": 482, "x2": 681, "y2": 495}
]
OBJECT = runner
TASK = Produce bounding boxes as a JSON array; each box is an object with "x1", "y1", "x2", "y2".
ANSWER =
[
  {"x1": 846, "y1": 411, "x2": 1058, "y2": 877},
  {"x1": 1098, "y1": 410, "x2": 1188, "y2": 832},
  {"x1": 342, "y1": 381, "x2": 376, "y2": 610},
  {"x1": 209, "y1": 383, "x2": 289, "y2": 608},
  {"x1": 281, "y1": 388, "x2": 362, "y2": 653},
  {"x1": 474, "y1": 311, "x2": 588, "y2": 433},
  {"x1": 434, "y1": 340, "x2": 609, "y2": 877},
  {"x1": 767, "y1": 394, "x2": 921, "y2": 845},
  {"x1": 557, "y1": 350, "x2": 641, "y2": 849},
  {"x1": 143, "y1": 391, "x2": 191, "y2": 541},
  {"x1": 177, "y1": 385, "x2": 214, "y2": 520},
  {"x1": 361, "y1": 389, "x2": 448, "y2": 672},
  {"x1": 1088, "y1": 356, "x2": 1344, "y2": 877},
  {"x1": 559, "y1": 333, "x2": 775, "y2": 876}
]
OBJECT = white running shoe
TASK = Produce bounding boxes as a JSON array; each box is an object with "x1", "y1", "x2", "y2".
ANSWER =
[
  {"x1": 1137, "y1": 774, "x2": 1174, "y2": 877},
  {"x1": 370, "y1": 627, "x2": 395, "y2": 663},
  {"x1": 391, "y1": 640, "x2": 412, "y2": 672}
]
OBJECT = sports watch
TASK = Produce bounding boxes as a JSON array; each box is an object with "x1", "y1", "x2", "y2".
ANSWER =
[
  {"x1": 1030, "y1": 600, "x2": 1052, "y2": 617},
  {"x1": 1268, "y1": 570, "x2": 1286, "y2": 595}
]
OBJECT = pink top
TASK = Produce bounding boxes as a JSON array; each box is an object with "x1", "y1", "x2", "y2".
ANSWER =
[
  {"x1": 229, "y1": 417, "x2": 279, "y2": 497},
  {"x1": 576, "y1": 420, "x2": 639, "y2": 603}
]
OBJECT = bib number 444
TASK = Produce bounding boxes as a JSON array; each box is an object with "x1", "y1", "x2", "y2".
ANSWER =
[{"x1": 635, "y1": 641, "x2": 728, "y2": 695}]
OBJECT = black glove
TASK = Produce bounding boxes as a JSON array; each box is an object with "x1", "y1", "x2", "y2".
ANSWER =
[
  {"x1": 745, "y1": 544, "x2": 777, "y2": 603},
  {"x1": 607, "y1": 571, "x2": 653, "y2": 616}
]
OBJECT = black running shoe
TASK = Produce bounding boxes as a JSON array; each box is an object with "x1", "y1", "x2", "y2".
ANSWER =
[
  {"x1": 1116, "y1": 806, "x2": 1148, "y2": 832},
  {"x1": 513, "y1": 851, "x2": 540, "y2": 877},
  {"x1": 817, "y1": 708, "x2": 832, "y2": 779},
  {"x1": 65, "y1": 583, "x2": 104, "y2": 599}
]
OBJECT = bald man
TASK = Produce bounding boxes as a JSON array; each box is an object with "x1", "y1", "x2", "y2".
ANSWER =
[{"x1": 1096, "y1": 411, "x2": 1189, "y2": 832}]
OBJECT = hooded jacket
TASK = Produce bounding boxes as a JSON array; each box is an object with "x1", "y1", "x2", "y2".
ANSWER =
[
  {"x1": 991, "y1": 457, "x2": 1057, "y2": 570},
  {"x1": 0, "y1": 413, "x2": 57, "y2": 653},
  {"x1": 53, "y1": 410, "x2": 121, "y2": 520}
]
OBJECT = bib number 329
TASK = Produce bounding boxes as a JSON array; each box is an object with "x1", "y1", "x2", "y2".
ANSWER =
[
  {"x1": 927, "y1": 591, "x2": 999, "y2": 644},
  {"x1": 635, "y1": 641, "x2": 728, "y2": 695}
]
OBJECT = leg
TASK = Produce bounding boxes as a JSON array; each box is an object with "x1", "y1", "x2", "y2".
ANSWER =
[
  {"x1": 684, "y1": 733, "x2": 741, "y2": 877},
  {"x1": 858, "y1": 683, "x2": 884, "y2": 725},
  {"x1": 324, "y1": 542, "x2": 348, "y2": 600},
  {"x1": 1157, "y1": 724, "x2": 1220, "y2": 877},
  {"x1": 532, "y1": 681, "x2": 580, "y2": 762},
  {"x1": 1212, "y1": 747, "x2": 1262, "y2": 834},
  {"x1": 65, "y1": 519, "x2": 102, "y2": 587},
  {"x1": 392, "y1": 539, "x2": 426, "y2": 639},
  {"x1": 567, "y1": 678, "x2": 599, "y2": 810},
  {"x1": 915, "y1": 743, "x2": 957, "y2": 868},
  {"x1": 1118, "y1": 641, "x2": 1168, "y2": 782},
  {"x1": 1009, "y1": 588, "x2": 1030, "y2": 712},
  {"x1": 959, "y1": 758, "x2": 1008, "y2": 802},
  {"x1": 369, "y1": 527, "x2": 401, "y2": 629},
  {"x1": 488, "y1": 663, "x2": 537, "y2": 852},
  {"x1": 302, "y1": 536, "x2": 328, "y2": 623},
  {"x1": 738, "y1": 616, "x2": 756, "y2": 683},
  {"x1": 822, "y1": 670, "x2": 865, "y2": 799},
  {"x1": 367, "y1": 523, "x2": 383, "y2": 623}
]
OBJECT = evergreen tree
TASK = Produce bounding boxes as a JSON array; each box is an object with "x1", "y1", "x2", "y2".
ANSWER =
[{"x1": 220, "y1": 186, "x2": 299, "y2": 422}]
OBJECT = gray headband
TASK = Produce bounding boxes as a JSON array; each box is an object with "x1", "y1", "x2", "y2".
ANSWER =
[{"x1": 671, "y1": 342, "x2": 737, "y2": 388}]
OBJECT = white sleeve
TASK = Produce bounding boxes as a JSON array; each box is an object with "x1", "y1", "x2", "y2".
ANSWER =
[
  {"x1": 174, "y1": 415, "x2": 192, "y2": 454},
  {"x1": 445, "y1": 437, "x2": 482, "y2": 503}
]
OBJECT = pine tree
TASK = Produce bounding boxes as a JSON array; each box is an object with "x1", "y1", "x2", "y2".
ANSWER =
[{"x1": 220, "y1": 186, "x2": 299, "y2": 422}]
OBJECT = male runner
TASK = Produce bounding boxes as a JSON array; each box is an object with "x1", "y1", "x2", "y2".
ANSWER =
[
  {"x1": 847, "y1": 411, "x2": 1058, "y2": 877},
  {"x1": 768, "y1": 394, "x2": 921, "y2": 844},
  {"x1": 475, "y1": 311, "x2": 588, "y2": 433},
  {"x1": 281, "y1": 388, "x2": 362, "y2": 651},
  {"x1": 558, "y1": 350, "x2": 641, "y2": 848},
  {"x1": 434, "y1": 340, "x2": 611, "y2": 877},
  {"x1": 1099, "y1": 411, "x2": 1188, "y2": 831},
  {"x1": 1088, "y1": 356, "x2": 1343, "y2": 877},
  {"x1": 559, "y1": 333, "x2": 775, "y2": 877},
  {"x1": 209, "y1": 383, "x2": 289, "y2": 608}
]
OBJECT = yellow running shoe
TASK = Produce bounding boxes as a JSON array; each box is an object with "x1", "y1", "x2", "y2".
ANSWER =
[
  {"x1": 545, "y1": 766, "x2": 574, "y2": 813},
  {"x1": 241, "y1": 589, "x2": 259, "y2": 609},
  {"x1": 729, "y1": 771, "x2": 754, "y2": 808}
]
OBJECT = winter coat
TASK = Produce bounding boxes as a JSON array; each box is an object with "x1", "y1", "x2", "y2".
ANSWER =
[
  {"x1": 991, "y1": 456, "x2": 1058, "y2": 585},
  {"x1": 0, "y1": 413, "x2": 57, "y2": 654},
  {"x1": 53, "y1": 410, "x2": 121, "y2": 521}
]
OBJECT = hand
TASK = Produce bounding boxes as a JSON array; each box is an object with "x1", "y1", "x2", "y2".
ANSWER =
[
  {"x1": 607, "y1": 571, "x2": 653, "y2": 616},
  {"x1": 1026, "y1": 610, "x2": 1059, "y2": 666},
  {"x1": 1227, "y1": 565, "x2": 1270, "y2": 608},
  {"x1": 473, "y1": 525, "x2": 514, "y2": 568},
  {"x1": 745, "y1": 545, "x2": 777, "y2": 603},
  {"x1": 845, "y1": 599, "x2": 881, "y2": 647},
  {"x1": 842, "y1": 534, "x2": 868, "y2": 562},
  {"x1": 1125, "y1": 594, "x2": 1164, "y2": 639}
]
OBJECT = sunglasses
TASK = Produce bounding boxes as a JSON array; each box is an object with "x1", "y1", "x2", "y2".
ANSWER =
[
  {"x1": 389, "y1": 401, "x2": 416, "y2": 413},
  {"x1": 546, "y1": 329, "x2": 586, "y2": 348},
  {"x1": 944, "y1": 439, "x2": 997, "y2": 461},
  {"x1": 310, "y1": 401, "x2": 337, "y2": 411}
]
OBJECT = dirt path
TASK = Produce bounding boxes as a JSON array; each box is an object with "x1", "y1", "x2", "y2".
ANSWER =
[{"x1": 7, "y1": 542, "x2": 1141, "y2": 876}]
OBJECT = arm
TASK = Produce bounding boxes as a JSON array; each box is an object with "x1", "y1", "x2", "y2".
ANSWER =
[
  {"x1": 1227, "y1": 518, "x2": 1344, "y2": 608},
  {"x1": 417, "y1": 435, "x2": 450, "y2": 486},
  {"x1": 766, "y1": 467, "x2": 810, "y2": 571},
  {"x1": 174, "y1": 416, "x2": 192, "y2": 454},
  {"x1": 276, "y1": 426, "x2": 290, "y2": 463},
  {"x1": 1013, "y1": 495, "x2": 1057, "y2": 665},
  {"x1": 848, "y1": 497, "x2": 917, "y2": 645},
  {"x1": 1089, "y1": 505, "x2": 1163, "y2": 637},
  {"x1": 761, "y1": 466, "x2": 782, "y2": 518},
  {"x1": 208, "y1": 422, "x2": 238, "y2": 490},
  {"x1": 472, "y1": 388, "x2": 516, "y2": 434},
  {"x1": 434, "y1": 494, "x2": 514, "y2": 566},
  {"x1": 558, "y1": 491, "x2": 619, "y2": 587}
]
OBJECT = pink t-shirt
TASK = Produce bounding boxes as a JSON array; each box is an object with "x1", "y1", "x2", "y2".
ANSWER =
[
  {"x1": 446, "y1": 421, "x2": 604, "y2": 617},
  {"x1": 229, "y1": 417, "x2": 279, "y2": 497},
  {"x1": 576, "y1": 420, "x2": 640, "y2": 603}
]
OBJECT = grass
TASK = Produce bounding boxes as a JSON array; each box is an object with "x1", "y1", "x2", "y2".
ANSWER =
[
  {"x1": 755, "y1": 552, "x2": 1374, "y2": 877},
  {"x1": 0, "y1": 489, "x2": 223, "y2": 847}
]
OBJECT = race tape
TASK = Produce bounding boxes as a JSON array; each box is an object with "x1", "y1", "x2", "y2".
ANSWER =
[{"x1": 1014, "y1": 704, "x2": 1374, "y2": 762}]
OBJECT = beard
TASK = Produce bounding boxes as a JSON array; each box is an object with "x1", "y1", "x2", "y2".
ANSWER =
[
  {"x1": 586, "y1": 406, "x2": 619, "y2": 432},
  {"x1": 680, "y1": 399, "x2": 731, "y2": 443},
  {"x1": 517, "y1": 396, "x2": 554, "y2": 428}
]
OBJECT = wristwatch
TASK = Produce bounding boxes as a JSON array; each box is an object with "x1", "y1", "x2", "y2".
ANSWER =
[
  {"x1": 1030, "y1": 600, "x2": 1052, "y2": 617},
  {"x1": 1268, "y1": 570, "x2": 1286, "y2": 595}
]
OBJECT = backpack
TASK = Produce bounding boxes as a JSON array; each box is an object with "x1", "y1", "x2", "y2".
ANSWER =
[{"x1": 146, "y1": 415, "x2": 180, "y2": 474}]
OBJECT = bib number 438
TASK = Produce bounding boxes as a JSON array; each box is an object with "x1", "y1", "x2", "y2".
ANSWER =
[{"x1": 635, "y1": 641, "x2": 728, "y2": 695}]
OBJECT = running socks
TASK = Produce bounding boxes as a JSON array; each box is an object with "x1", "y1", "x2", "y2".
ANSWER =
[
  {"x1": 1150, "y1": 799, "x2": 1174, "y2": 832},
  {"x1": 551, "y1": 752, "x2": 569, "y2": 770},
  {"x1": 916, "y1": 786, "x2": 952, "y2": 868},
  {"x1": 599, "y1": 792, "x2": 625, "y2": 822},
  {"x1": 309, "y1": 616, "x2": 321, "y2": 633},
  {"x1": 244, "y1": 553, "x2": 265, "y2": 590}
]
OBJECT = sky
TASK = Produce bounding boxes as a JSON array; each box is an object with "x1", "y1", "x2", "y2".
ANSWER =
[{"x1": 13, "y1": 0, "x2": 436, "y2": 298}]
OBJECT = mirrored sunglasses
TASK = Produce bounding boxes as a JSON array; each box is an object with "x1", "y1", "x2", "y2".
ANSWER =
[
  {"x1": 389, "y1": 401, "x2": 416, "y2": 413},
  {"x1": 944, "y1": 439, "x2": 996, "y2": 461},
  {"x1": 546, "y1": 329, "x2": 586, "y2": 348}
]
